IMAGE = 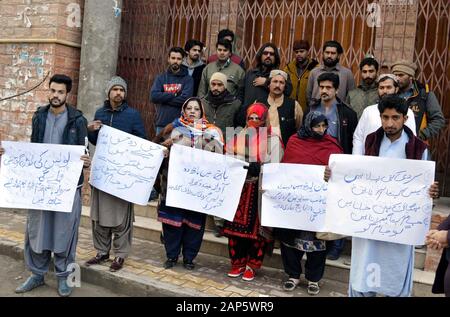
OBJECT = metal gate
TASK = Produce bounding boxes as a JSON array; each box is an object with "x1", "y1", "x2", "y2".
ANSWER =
[{"x1": 117, "y1": 0, "x2": 450, "y2": 194}]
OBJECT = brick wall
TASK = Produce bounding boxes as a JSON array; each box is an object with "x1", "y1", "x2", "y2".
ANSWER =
[
  {"x1": 373, "y1": 2, "x2": 417, "y2": 65},
  {"x1": 0, "y1": 0, "x2": 84, "y2": 142}
]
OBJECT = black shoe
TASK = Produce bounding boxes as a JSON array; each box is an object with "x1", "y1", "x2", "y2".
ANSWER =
[
  {"x1": 85, "y1": 253, "x2": 110, "y2": 266},
  {"x1": 164, "y1": 258, "x2": 177, "y2": 269},
  {"x1": 183, "y1": 259, "x2": 195, "y2": 270}
]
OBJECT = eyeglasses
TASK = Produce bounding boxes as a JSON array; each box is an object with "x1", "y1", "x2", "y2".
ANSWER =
[{"x1": 262, "y1": 51, "x2": 275, "y2": 56}]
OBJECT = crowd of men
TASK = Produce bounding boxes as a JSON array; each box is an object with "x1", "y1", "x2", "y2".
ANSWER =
[{"x1": 0, "y1": 28, "x2": 448, "y2": 297}]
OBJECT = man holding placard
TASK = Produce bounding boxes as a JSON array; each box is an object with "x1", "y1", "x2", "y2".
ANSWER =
[
  {"x1": 85, "y1": 76, "x2": 146, "y2": 273},
  {"x1": 0, "y1": 74, "x2": 91, "y2": 297},
  {"x1": 325, "y1": 94, "x2": 439, "y2": 297}
]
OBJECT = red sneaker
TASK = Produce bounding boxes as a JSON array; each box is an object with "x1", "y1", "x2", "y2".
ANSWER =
[
  {"x1": 242, "y1": 266, "x2": 255, "y2": 281},
  {"x1": 227, "y1": 266, "x2": 245, "y2": 278}
]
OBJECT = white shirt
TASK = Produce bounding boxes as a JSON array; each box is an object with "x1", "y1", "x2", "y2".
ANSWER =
[{"x1": 352, "y1": 104, "x2": 416, "y2": 155}]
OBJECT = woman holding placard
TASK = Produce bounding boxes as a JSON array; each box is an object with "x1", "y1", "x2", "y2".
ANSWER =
[
  {"x1": 223, "y1": 103, "x2": 284, "y2": 282},
  {"x1": 153, "y1": 97, "x2": 223, "y2": 270},
  {"x1": 278, "y1": 111, "x2": 343, "y2": 295}
]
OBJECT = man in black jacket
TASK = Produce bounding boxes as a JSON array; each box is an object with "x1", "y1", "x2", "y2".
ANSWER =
[
  {"x1": 305, "y1": 72, "x2": 357, "y2": 261},
  {"x1": 236, "y1": 43, "x2": 292, "y2": 127},
  {"x1": 305, "y1": 72, "x2": 357, "y2": 155},
  {"x1": 0, "y1": 74, "x2": 90, "y2": 297}
]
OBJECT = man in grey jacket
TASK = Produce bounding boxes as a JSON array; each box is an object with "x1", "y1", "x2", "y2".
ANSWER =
[
  {"x1": 306, "y1": 40, "x2": 355, "y2": 107},
  {"x1": 392, "y1": 59, "x2": 445, "y2": 142}
]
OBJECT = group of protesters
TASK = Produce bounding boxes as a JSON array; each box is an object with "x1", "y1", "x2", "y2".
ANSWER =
[{"x1": 0, "y1": 28, "x2": 448, "y2": 297}]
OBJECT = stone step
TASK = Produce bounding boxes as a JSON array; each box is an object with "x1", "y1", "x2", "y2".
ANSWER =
[
  {"x1": 80, "y1": 207, "x2": 434, "y2": 296},
  {"x1": 125, "y1": 203, "x2": 428, "y2": 270}
]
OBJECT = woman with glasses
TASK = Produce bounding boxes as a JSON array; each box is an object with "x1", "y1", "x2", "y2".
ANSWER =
[{"x1": 223, "y1": 102, "x2": 284, "y2": 281}]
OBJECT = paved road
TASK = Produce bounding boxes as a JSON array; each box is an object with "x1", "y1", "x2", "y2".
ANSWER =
[{"x1": 0, "y1": 255, "x2": 125, "y2": 297}]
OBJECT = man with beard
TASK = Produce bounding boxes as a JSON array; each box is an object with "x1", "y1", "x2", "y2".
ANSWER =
[
  {"x1": 182, "y1": 39, "x2": 206, "y2": 96},
  {"x1": 266, "y1": 69, "x2": 303, "y2": 146},
  {"x1": 6, "y1": 74, "x2": 91, "y2": 297},
  {"x1": 353, "y1": 74, "x2": 416, "y2": 155},
  {"x1": 391, "y1": 59, "x2": 445, "y2": 142},
  {"x1": 202, "y1": 72, "x2": 241, "y2": 237},
  {"x1": 236, "y1": 43, "x2": 293, "y2": 127},
  {"x1": 306, "y1": 72, "x2": 357, "y2": 261},
  {"x1": 197, "y1": 38, "x2": 245, "y2": 98},
  {"x1": 202, "y1": 72, "x2": 241, "y2": 142},
  {"x1": 284, "y1": 40, "x2": 318, "y2": 111},
  {"x1": 151, "y1": 47, "x2": 194, "y2": 135},
  {"x1": 306, "y1": 40, "x2": 355, "y2": 107},
  {"x1": 85, "y1": 76, "x2": 146, "y2": 273},
  {"x1": 346, "y1": 56, "x2": 379, "y2": 118}
]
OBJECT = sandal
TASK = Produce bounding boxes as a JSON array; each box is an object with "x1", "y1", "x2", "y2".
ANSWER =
[
  {"x1": 307, "y1": 281, "x2": 320, "y2": 295},
  {"x1": 283, "y1": 278, "x2": 299, "y2": 291}
]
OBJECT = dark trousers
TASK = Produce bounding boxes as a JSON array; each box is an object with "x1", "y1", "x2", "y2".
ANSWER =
[
  {"x1": 280, "y1": 243, "x2": 327, "y2": 282},
  {"x1": 162, "y1": 223, "x2": 205, "y2": 262},
  {"x1": 327, "y1": 238, "x2": 345, "y2": 255},
  {"x1": 228, "y1": 236, "x2": 266, "y2": 270}
]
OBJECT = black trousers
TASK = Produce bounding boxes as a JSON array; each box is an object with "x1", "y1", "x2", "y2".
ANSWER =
[
  {"x1": 280, "y1": 243, "x2": 327, "y2": 282},
  {"x1": 163, "y1": 223, "x2": 205, "y2": 262}
]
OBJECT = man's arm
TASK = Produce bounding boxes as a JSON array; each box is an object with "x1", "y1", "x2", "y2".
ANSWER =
[
  {"x1": 420, "y1": 91, "x2": 445, "y2": 140},
  {"x1": 150, "y1": 75, "x2": 176, "y2": 104},
  {"x1": 168, "y1": 76, "x2": 194, "y2": 107},
  {"x1": 352, "y1": 110, "x2": 367, "y2": 155},
  {"x1": 197, "y1": 67, "x2": 208, "y2": 98}
]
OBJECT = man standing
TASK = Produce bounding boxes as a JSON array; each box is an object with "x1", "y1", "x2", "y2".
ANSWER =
[
  {"x1": 85, "y1": 76, "x2": 146, "y2": 272},
  {"x1": 202, "y1": 72, "x2": 241, "y2": 237},
  {"x1": 151, "y1": 47, "x2": 194, "y2": 135},
  {"x1": 340, "y1": 95, "x2": 437, "y2": 297},
  {"x1": 306, "y1": 72, "x2": 357, "y2": 260},
  {"x1": 284, "y1": 40, "x2": 318, "y2": 111},
  {"x1": 236, "y1": 43, "x2": 292, "y2": 127},
  {"x1": 306, "y1": 72, "x2": 357, "y2": 155},
  {"x1": 307, "y1": 40, "x2": 355, "y2": 107},
  {"x1": 198, "y1": 39, "x2": 245, "y2": 98},
  {"x1": 207, "y1": 29, "x2": 245, "y2": 69},
  {"x1": 346, "y1": 56, "x2": 379, "y2": 118},
  {"x1": 202, "y1": 72, "x2": 241, "y2": 143},
  {"x1": 353, "y1": 74, "x2": 416, "y2": 155},
  {"x1": 182, "y1": 39, "x2": 206, "y2": 96},
  {"x1": 266, "y1": 70, "x2": 303, "y2": 146},
  {"x1": 5, "y1": 74, "x2": 91, "y2": 297},
  {"x1": 392, "y1": 59, "x2": 445, "y2": 142}
]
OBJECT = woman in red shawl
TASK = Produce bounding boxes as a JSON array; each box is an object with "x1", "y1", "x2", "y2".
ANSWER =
[
  {"x1": 279, "y1": 111, "x2": 343, "y2": 295},
  {"x1": 223, "y1": 103, "x2": 284, "y2": 281}
]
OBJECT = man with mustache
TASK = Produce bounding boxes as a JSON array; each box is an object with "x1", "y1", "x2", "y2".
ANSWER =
[
  {"x1": 391, "y1": 59, "x2": 445, "y2": 142},
  {"x1": 236, "y1": 43, "x2": 293, "y2": 127},
  {"x1": 353, "y1": 74, "x2": 416, "y2": 156},
  {"x1": 305, "y1": 72, "x2": 357, "y2": 261},
  {"x1": 85, "y1": 76, "x2": 146, "y2": 273},
  {"x1": 266, "y1": 69, "x2": 303, "y2": 146},
  {"x1": 346, "y1": 56, "x2": 380, "y2": 119},
  {"x1": 151, "y1": 47, "x2": 194, "y2": 135},
  {"x1": 306, "y1": 40, "x2": 355, "y2": 107},
  {"x1": 6, "y1": 74, "x2": 91, "y2": 297}
]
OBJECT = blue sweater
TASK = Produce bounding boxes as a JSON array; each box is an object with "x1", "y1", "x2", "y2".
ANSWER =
[
  {"x1": 150, "y1": 67, "x2": 194, "y2": 127},
  {"x1": 88, "y1": 101, "x2": 147, "y2": 145}
]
